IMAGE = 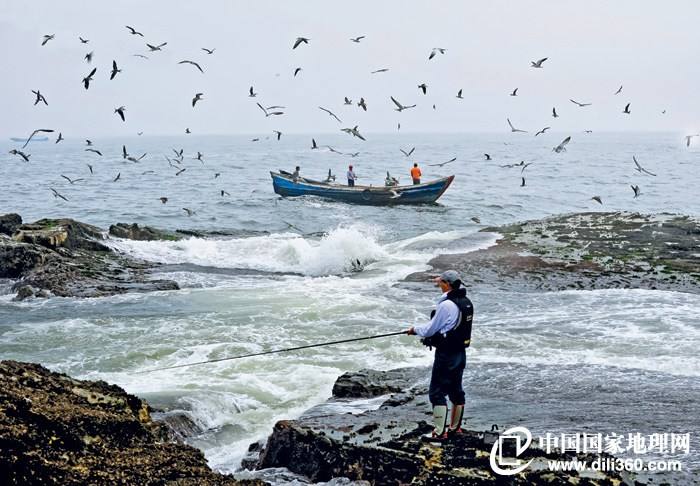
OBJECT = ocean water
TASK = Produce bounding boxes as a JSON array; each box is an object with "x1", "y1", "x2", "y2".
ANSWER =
[{"x1": 1, "y1": 132, "x2": 699, "y2": 481}]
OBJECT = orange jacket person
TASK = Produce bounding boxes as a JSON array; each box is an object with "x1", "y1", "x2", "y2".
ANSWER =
[{"x1": 410, "y1": 163, "x2": 422, "y2": 185}]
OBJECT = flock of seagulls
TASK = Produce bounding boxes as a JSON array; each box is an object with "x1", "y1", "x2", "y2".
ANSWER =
[{"x1": 7, "y1": 24, "x2": 699, "y2": 219}]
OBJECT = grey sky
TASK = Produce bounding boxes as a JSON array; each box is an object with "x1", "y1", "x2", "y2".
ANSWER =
[{"x1": 2, "y1": 0, "x2": 699, "y2": 137}]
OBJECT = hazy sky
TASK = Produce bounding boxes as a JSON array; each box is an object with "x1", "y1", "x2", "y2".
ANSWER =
[{"x1": 2, "y1": 0, "x2": 699, "y2": 137}]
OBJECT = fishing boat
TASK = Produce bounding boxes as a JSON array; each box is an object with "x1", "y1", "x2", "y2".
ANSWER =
[{"x1": 271, "y1": 170, "x2": 454, "y2": 205}]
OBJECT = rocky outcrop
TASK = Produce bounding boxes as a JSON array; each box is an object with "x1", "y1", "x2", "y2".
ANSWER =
[
  {"x1": 407, "y1": 212, "x2": 700, "y2": 293},
  {"x1": 0, "y1": 360, "x2": 264, "y2": 486},
  {"x1": 109, "y1": 223, "x2": 181, "y2": 241},
  {"x1": 253, "y1": 367, "x2": 633, "y2": 485},
  {"x1": 0, "y1": 215, "x2": 179, "y2": 300},
  {"x1": 0, "y1": 213, "x2": 22, "y2": 235}
]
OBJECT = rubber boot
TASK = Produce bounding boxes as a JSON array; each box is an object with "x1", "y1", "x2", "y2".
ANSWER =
[
  {"x1": 448, "y1": 404, "x2": 464, "y2": 437},
  {"x1": 421, "y1": 405, "x2": 448, "y2": 442}
]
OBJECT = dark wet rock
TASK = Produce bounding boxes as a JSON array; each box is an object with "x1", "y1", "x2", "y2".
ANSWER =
[
  {"x1": 254, "y1": 367, "x2": 633, "y2": 485},
  {"x1": 109, "y1": 222, "x2": 182, "y2": 241},
  {"x1": 0, "y1": 213, "x2": 22, "y2": 235},
  {"x1": 407, "y1": 212, "x2": 700, "y2": 293},
  {"x1": 0, "y1": 360, "x2": 264, "y2": 486},
  {"x1": 0, "y1": 214, "x2": 179, "y2": 299},
  {"x1": 154, "y1": 411, "x2": 205, "y2": 441}
]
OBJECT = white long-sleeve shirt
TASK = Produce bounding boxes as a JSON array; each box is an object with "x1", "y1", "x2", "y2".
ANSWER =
[{"x1": 413, "y1": 293, "x2": 460, "y2": 338}]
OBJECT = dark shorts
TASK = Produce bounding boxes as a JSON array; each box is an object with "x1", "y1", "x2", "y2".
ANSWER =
[
  {"x1": 348, "y1": 179, "x2": 355, "y2": 187},
  {"x1": 428, "y1": 348, "x2": 466, "y2": 406},
  {"x1": 412, "y1": 178, "x2": 420, "y2": 185}
]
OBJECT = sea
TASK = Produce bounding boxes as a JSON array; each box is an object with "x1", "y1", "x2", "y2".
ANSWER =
[{"x1": 1, "y1": 132, "x2": 699, "y2": 482}]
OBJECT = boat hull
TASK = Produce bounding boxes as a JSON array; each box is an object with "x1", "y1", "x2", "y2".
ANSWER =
[{"x1": 271, "y1": 172, "x2": 453, "y2": 205}]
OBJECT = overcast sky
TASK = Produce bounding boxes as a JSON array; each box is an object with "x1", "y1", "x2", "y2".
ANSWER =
[{"x1": 2, "y1": 0, "x2": 699, "y2": 137}]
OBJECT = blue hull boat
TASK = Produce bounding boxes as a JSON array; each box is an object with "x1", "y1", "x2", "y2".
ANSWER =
[{"x1": 271, "y1": 171, "x2": 454, "y2": 205}]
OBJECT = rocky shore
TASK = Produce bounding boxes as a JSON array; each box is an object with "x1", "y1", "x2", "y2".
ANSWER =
[
  {"x1": 0, "y1": 214, "x2": 180, "y2": 300},
  {"x1": 407, "y1": 212, "x2": 700, "y2": 293}
]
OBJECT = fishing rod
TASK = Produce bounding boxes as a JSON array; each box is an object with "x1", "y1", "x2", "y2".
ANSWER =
[{"x1": 137, "y1": 330, "x2": 408, "y2": 374}]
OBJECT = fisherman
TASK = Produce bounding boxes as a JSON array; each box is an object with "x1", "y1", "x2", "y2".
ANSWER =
[
  {"x1": 292, "y1": 166, "x2": 301, "y2": 182},
  {"x1": 347, "y1": 165, "x2": 357, "y2": 187},
  {"x1": 407, "y1": 270, "x2": 473, "y2": 442},
  {"x1": 410, "y1": 163, "x2": 422, "y2": 185}
]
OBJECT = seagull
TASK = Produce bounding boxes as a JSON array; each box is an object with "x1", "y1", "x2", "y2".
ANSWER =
[
  {"x1": 22, "y1": 129, "x2": 54, "y2": 148},
  {"x1": 631, "y1": 185, "x2": 641, "y2": 198},
  {"x1": 82, "y1": 68, "x2": 97, "y2": 90},
  {"x1": 341, "y1": 125, "x2": 366, "y2": 141},
  {"x1": 570, "y1": 99, "x2": 592, "y2": 107},
  {"x1": 249, "y1": 86, "x2": 257, "y2": 97},
  {"x1": 319, "y1": 106, "x2": 342, "y2": 123},
  {"x1": 371, "y1": 68, "x2": 389, "y2": 74},
  {"x1": 294, "y1": 67, "x2": 302, "y2": 77},
  {"x1": 614, "y1": 85, "x2": 623, "y2": 95},
  {"x1": 84, "y1": 51, "x2": 94, "y2": 63},
  {"x1": 221, "y1": 190, "x2": 230, "y2": 197},
  {"x1": 521, "y1": 177, "x2": 526, "y2": 187},
  {"x1": 32, "y1": 90, "x2": 48, "y2": 106},
  {"x1": 202, "y1": 47, "x2": 216, "y2": 54},
  {"x1": 428, "y1": 47, "x2": 446, "y2": 60},
  {"x1": 50, "y1": 188, "x2": 68, "y2": 201},
  {"x1": 400, "y1": 147, "x2": 415, "y2": 157},
  {"x1": 510, "y1": 88, "x2": 518, "y2": 97},
  {"x1": 256, "y1": 103, "x2": 283, "y2": 117},
  {"x1": 633, "y1": 156, "x2": 657, "y2": 176},
  {"x1": 552, "y1": 107, "x2": 559, "y2": 118},
  {"x1": 428, "y1": 157, "x2": 456, "y2": 167},
  {"x1": 507, "y1": 118, "x2": 527, "y2": 133},
  {"x1": 192, "y1": 93, "x2": 204, "y2": 107},
  {"x1": 182, "y1": 208, "x2": 196, "y2": 216},
  {"x1": 85, "y1": 139, "x2": 93, "y2": 146},
  {"x1": 61, "y1": 175, "x2": 84, "y2": 184},
  {"x1": 126, "y1": 153, "x2": 147, "y2": 163},
  {"x1": 623, "y1": 103, "x2": 631, "y2": 114},
  {"x1": 113, "y1": 172, "x2": 121, "y2": 182},
  {"x1": 114, "y1": 106, "x2": 126, "y2": 122},
  {"x1": 530, "y1": 57, "x2": 548, "y2": 68},
  {"x1": 273, "y1": 130, "x2": 282, "y2": 140},
  {"x1": 344, "y1": 97, "x2": 352, "y2": 105},
  {"x1": 87, "y1": 164, "x2": 93, "y2": 174},
  {"x1": 390, "y1": 96, "x2": 416, "y2": 112},
  {"x1": 348, "y1": 152, "x2": 360, "y2": 158},
  {"x1": 350, "y1": 36, "x2": 365, "y2": 43},
  {"x1": 178, "y1": 60, "x2": 204, "y2": 73},
  {"x1": 358, "y1": 98, "x2": 367, "y2": 111},
  {"x1": 79, "y1": 36, "x2": 89, "y2": 44},
  {"x1": 484, "y1": 153, "x2": 491, "y2": 160},
  {"x1": 9, "y1": 149, "x2": 30, "y2": 162},
  {"x1": 456, "y1": 89, "x2": 463, "y2": 99},
  {"x1": 471, "y1": 217, "x2": 481, "y2": 224},
  {"x1": 122, "y1": 145, "x2": 128, "y2": 159},
  {"x1": 418, "y1": 83, "x2": 427, "y2": 95},
  {"x1": 591, "y1": 196, "x2": 603, "y2": 205},
  {"x1": 311, "y1": 138, "x2": 318, "y2": 149},
  {"x1": 196, "y1": 151, "x2": 204, "y2": 161},
  {"x1": 685, "y1": 134, "x2": 699, "y2": 147},
  {"x1": 125, "y1": 26, "x2": 144, "y2": 36},
  {"x1": 176, "y1": 168, "x2": 186, "y2": 176},
  {"x1": 133, "y1": 54, "x2": 149, "y2": 59},
  {"x1": 41, "y1": 34, "x2": 55, "y2": 46},
  {"x1": 146, "y1": 42, "x2": 167, "y2": 51},
  {"x1": 86, "y1": 148, "x2": 103, "y2": 156},
  {"x1": 553, "y1": 136, "x2": 571, "y2": 153},
  {"x1": 159, "y1": 197, "x2": 168, "y2": 204},
  {"x1": 185, "y1": 128, "x2": 191, "y2": 134},
  {"x1": 520, "y1": 162, "x2": 533, "y2": 173},
  {"x1": 584, "y1": 130, "x2": 593, "y2": 133},
  {"x1": 292, "y1": 37, "x2": 309, "y2": 49},
  {"x1": 535, "y1": 127, "x2": 550, "y2": 136},
  {"x1": 110, "y1": 60, "x2": 121, "y2": 80},
  {"x1": 55, "y1": 132, "x2": 63, "y2": 143}
]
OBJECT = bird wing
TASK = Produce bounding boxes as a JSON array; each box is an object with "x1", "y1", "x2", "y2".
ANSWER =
[
  {"x1": 390, "y1": 96, "x2": 402, "y2": 109},
  {"x1": 538, "y1": 57, "x2": 548, "y2": 64},
  {"x1": 507, "y1": 118, "x2": 515, "y2": 130},
  {"x1": 293, "y1": 38, "x2": 303, "y2": 49}
]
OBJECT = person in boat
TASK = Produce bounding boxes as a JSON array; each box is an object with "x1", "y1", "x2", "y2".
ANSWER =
[
  {"x1": 407, "y1": 270, "x2": 473, "y2": 442},
  {"x1": 385, "y1": 171, "x2": 399, "y2": 187},
  {"x1": 347, "y1": 165, "x2": 357, "y2": 187},
  {"x1": 292, "y1": 166, "x2": 301, "y2": 182},
  {"x1": 410, "y1": 163, "x2": 422, "y2": 185}
]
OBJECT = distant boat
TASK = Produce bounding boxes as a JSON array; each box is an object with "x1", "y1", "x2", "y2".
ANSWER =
[
  {"x1": 10, "y1": 137, "x2": 48, "y2": 142},
  {"x1": 271, "y1": 170, "x2": 454, "y2": 205}
]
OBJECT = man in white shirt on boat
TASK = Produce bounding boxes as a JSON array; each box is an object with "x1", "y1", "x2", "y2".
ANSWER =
[{"x1": 347, "y1": 165, "x2": 357, "y2": 187}]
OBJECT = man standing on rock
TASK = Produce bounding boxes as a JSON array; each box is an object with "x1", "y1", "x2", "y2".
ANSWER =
[{"x1": 407, "y1": 270, "x2": 473, "y2": 442}]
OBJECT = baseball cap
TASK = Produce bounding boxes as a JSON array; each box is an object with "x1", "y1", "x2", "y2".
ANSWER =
[{"x1": 437, "y1": 270, "x2": 461, "y2": 284}]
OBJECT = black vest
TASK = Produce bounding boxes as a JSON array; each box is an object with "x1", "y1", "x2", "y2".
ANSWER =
[{"x1": 422, "y1": 288, "x2": 473, "y2": 351}]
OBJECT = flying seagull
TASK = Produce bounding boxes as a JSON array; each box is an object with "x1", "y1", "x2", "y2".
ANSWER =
[
  {"x1": 84, "y1": 51, "x2": 94, "y2": 63},
  {"x1": 85, "y1": 148, "x2": 103, "y2": 156},
  {"x1": 146, "y1": 42, "x2": 167, "y2": 51},
  {"x1": 311, "y1": 138, "x2": 318, "y2": 149},
  {"x1": 22, "y1": 129, "x2": 54, "y2": 148},
  {"x1": 428, "y1": 157, "x2": 456, "y2": 167},
  {"x1": 570, "y1": 99, "x2": 592, "y2": 107},
  {"x1": 614, "y1": 85, "x2": 623, "y2": 95},
  {"x1": 358, "y1": 97, "x2": 367, "y2": 111},
  {"x1": 553, "y1": 136, "x2": 571, "y2": 153},
  {"x1": 126, "y1": 153, "x2": 146, "y2": 163},
  {"x1": 521, "y1": 177, "x2": 526, "y2": 187},
  {"x1": 344, "y1": 97, "x2": 352, "y2": 105},
  {"x1": 202, "y1": 47, "x2": 216, "y2": 54},
  {"x1": 9, "y1": 149, "x2": 30, "y2": 162},
  {"x1": 192, "y1": 93, "x2": 203, "y2": 107},
  {"x1": 510, "y1": 88, "x2": 518, "y2": 97},
  {"x1": 507, "y1": 118, "x2": 527, "y2": 133},
  {"x1": 159, "y1": 197, "x2": 168, "y2": 204},
  {"x1": 294, "y1": 67, "x2": 302, "y2": 77},
  {"x1": 456, "y1": 89, "x2": 463, "y2": 99},
  {"x1": 133, "y1": 54, "x2": 149, "y2": 59},
  {"x1": 273, "y1": 130, "x2": 282, "y2": 140},
  {"x1": 182, "y1": 208, "x2": 196, "y2": 216},
  {"x1": 390, "y1": 96, "x2": 416, "y2": 112},
  {"x1": 249, "y1": 86, "x2": 257, "y2": 97},
  {"x1": 623, "y1": 103, "x2": 631, "y2": 114},
  {"x1": 418, "y1": 83, "x2": 427, "y2": 95},
  {"x1": 79, "y1": 36, "x2": 89, "y2": 44},
  {"x1": 32, "y1": 90, "x2": 48, "y2": 106},
  {"x1": 371, "y1": 68, "x2": 389, "y2": 74},
  {"x1": 41, "y1": 34, "x2": 55, "y2": 46},
  {"x1": 110, "y1": 60, "x2": 121, "y2": 80},
  {"x1": 125, "y1": 26, "x2": 144, "y2": 36},
  {"x1": 178, "y1": 60, "x2": 204, "y2": 73},
  {"x1": 400, "y1": 147, "x2": 415, "y2": 157},
  {"x1": 82, "y1": 68, "x2": 97, "y2": 90},
  {"x1": 591, "y1": 196, "x2": 603, "y2": 205},
  {"x1": 319, "y1": 106, "x2": 342, "y2": 123},
  {"x1": 113, "y1": 172, "x2": 121, "y2": 182},
  {"x1": 631, "y1": 185, "x2": 641, "y2": 198},
  {"x1": 50, "y1": 188, "x2": 68, "y2": 201},
  {"x1": 530, "y1": 57, "x2": 548, "y2": 68},
  {"x1": 428, "y1": 47, "x2": 446, "y2": 60},
  {"x1": 55, "y1": 132, "x2": 64, "y2": 143},
  {"x1": 350, "y1": 36, "x2": 365, "y2": 43},
  {"x1": 61, "y1": 175, "x2": 84, "y2": 185},
  {"x1": 114, "y1": 106, "x2": 126, "y2": 122},
  {"x1": 292, "y1": 37, "x2": 309, "y2": 49},
  {"x1": 685, "y1": 134, "x2": 699, "y2": 147},
  {"x1": 341, "y1": 125, "x2": 366, "y2": 141},
  {"x1": 633, "y1": 155, "x2": 656, "y2": 176},
  {"x1": 256, "y1": 103, "x2": 283, "y2": 117},
  {"x1": 535, "y1": 127, "x2": 550, "y2": 136},
  {"x1": 552, "y1": 107, "x2": 559, "y2": 118},
  {"x1": 484, "y1": 153, "x2": 491, "y2": 160}
]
